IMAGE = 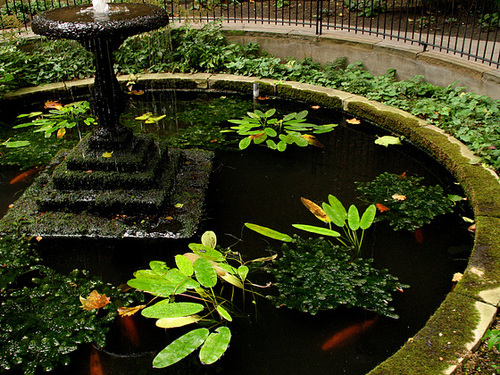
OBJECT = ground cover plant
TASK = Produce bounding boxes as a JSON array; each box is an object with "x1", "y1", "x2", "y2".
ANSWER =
[{"x1": 1, "y1": 22, "x2": 500, "y2": 172}]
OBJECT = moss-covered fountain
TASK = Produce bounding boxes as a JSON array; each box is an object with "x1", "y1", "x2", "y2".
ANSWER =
[{"x1": 0, "y1": 1, "x2": 213, "y2": 238}]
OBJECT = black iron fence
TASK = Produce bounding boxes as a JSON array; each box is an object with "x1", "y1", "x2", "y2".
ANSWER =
[{"x1": 1, "y1": 0, "x2": 500, "y2": 68}]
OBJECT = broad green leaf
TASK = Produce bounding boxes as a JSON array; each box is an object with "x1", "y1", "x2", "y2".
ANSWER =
[
  {"x1": 194, "y1": 258, "x2": 217, "y2": 288},
  {"x1": 292, "y1": 224, "x2": 341, "y2": 237},
  {"x1": 127, "y1": 277, "x2": 178, "y2": 297},
  {"x1": 248, "y1": 111, "x2": 261, "y2": 119},
  {"x1": 201, "y1": 231, "x2": 217, "y2": 248},
  {"x1": 264, "y1": 127, "x2": 277, "y2": 137},
  {"x1": 244, "y1": 223, "x2": 293, "y2": 242},
  {"x1": 165, "y1": 269, "x2": 200, "y2": 290},
  {"x1": 326, "y1": 195, "x2": 347, "y2": 224},
  {"x1": 264, "y1": 108, "x2": 276, "y2": 117},
  {"x1": 374, "y1": 135, "x2": 402, "y2": 147},
  {"x1": 150, "y1": 261, "x2": 169, "y2": 276},
  {"x1": 153, "y1": 328, "x2": 209, "y2": 368},
  {"x1": 188, "y1": 243, "x2": 225, "y2": 262},
  {"x1": 237, "y1": 265, "x2": 249, "y2": 281},
  {"x1": 283, "y1": 112, "x2": 297, "y2": 121},
  {"x1": 296, "y1": 110, "x2": 308, "y2": 120},
  {"x1": 143, "y1": 301, "x2": 204, "y2": 319},
  {"x1": 266, "y1": 139, "x2": 277, "y2": 149},
  {"x1": 239, "y1": 136, "x2": 252, "y2": 150},
  {"x1": 1, "y1": 140, "x2": 30, "y2": 148},
  {"x1": 156, "y1": 315, "x2": 202, "y2": 328},
  {"x1": 277, "y1": 140, "x2": 287, "y2": 151},
  {"x1": 175, "y1": 255, "x2": 194, "y2": 277},
  {"x1": 347, "y1": 205, "x2": 360, "y2": 231},
  {"x1": 220, "y1": 273, "x2": 244, "y2": 289},
  {"x1": 359, "y1": 204, "x2": 376, "y2": 230},
  {"x1": 294, "y1": 136, "x2": 309, "y2": 147},
  {"x1": 322, "y1": 202, "x2": 346, "y2": 228},
  {"x1": 216, "y1": 305, "x2": 232, "y2": 321},
  {"x1": 199, "y1": 327, "x2": 231, "y2": 365}
]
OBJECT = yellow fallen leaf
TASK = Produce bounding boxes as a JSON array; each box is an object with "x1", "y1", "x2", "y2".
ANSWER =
[
  {"x1": 452, "y1": 273, "x2": 463, "y2": 283},
  {"x1": 80, "y1": 290, "x2": 110, "y2": 311},
  {"x1": 35, "y1": 236, "x2": 43, "y2": 242},
  {"x1": 44, "y1": 100, "x2": 63, "y2": 110},
  {"x1": 102, "y1": 151, "x2": 113, "y2": 158},
  {"x1": 117, "y1": 305, "x2": 146, "y2": 317},
  {"x1": 392, "y1": 194, "x2": 406, "y2": 201},
  {"x1": 156, "y1": 315, "x2": 201, "y2": 328},
  {"x1": 301, "y1": 134, "x2": 324, "y2": 148},
  {"x1": 56, "y1": 128, "x2": 66, "y2": 139},
  {"x1": 346, "y1": 118, "x2": 361, "y2": 125}
]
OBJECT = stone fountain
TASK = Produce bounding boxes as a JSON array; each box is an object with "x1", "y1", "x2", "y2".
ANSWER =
[{"x1": 0, "y1": 1, "x2": 213, "y2": 238}]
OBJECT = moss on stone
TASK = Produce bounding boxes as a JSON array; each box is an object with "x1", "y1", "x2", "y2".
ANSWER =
[
  {"x1": 209, "y1": 79, "x2": 275, "y2": 96},
  {"x1": 276, "y1": 84, "x2": 343, "y2": 109},
  {"x1": 368, "y1": 293, "x2": 480, "y2": 375}
]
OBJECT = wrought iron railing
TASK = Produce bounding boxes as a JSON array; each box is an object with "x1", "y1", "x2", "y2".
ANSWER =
[{"x1": 1, "y1": 0, "x2": 499, "y2": 68}]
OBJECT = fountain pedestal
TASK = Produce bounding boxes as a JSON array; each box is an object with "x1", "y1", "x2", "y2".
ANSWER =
[{"x1": 0, "y1": 4, "x2": 213, "y2": 238}]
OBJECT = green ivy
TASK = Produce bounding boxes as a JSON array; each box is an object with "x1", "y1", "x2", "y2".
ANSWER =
[
  {"x1": 355, "y1": 172, "x2": 456, "y2": 231},
  {"x1": 266, "y1": 236, "x2": 408, "y2": 318}
]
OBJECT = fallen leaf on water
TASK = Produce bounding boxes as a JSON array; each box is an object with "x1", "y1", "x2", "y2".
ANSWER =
[
  {"x1": 346, "y1": 118, "x2": 361, "y2": 125},
  {"x1": 8, "y1": 204, "x2": 13, "y2": 209},
  {"x1": 56, "y1": 128, "x2": 66, "y2": 139},
  {"x1": 35, "y1": 236, "x2": 42, "y2": 242},
  {"x1": 301, "y1": 134, "x2": 324, "y2": 148},
  {"x1": 102, "y1": 151, "x2": 113, "y2": 158},
  {"x1": 257, "y1": 96, "x2": 270, "y2": 100},
  {"x1": 174, "y1": 203, "x2": 184, "y2": 208},
  {"x1": 375, "y1": 203, "x2": 390, "y2": 212},
  {"x1": 468, "y1": 223, "x2": 476, "y2": 233},
  {"x1": 80, "y1": 290, "x2": 111, "y2": 311},
  {"x1": 166, "y1": 216, "x2": 173, "y2": 220},
  {"x1": 301, "y1": 197, "x2": 330, "y2": 222},
  {"x1": 452, "y1": 273, "x2": 463, "y2": 283},
  {"x1": 44, "y1": 100, "x2": 63, "y2": 110},
  {"x1": 117, "y1": 305, "x2": 146, "y2": 317},
  {"x1": 398, "y1": 171, "x2": 407, "y2": 178},
  {"x1": 127, "y1": 90, "x2": 145, "y2": 95},
  {"x1": 374, "y1": 135, "x2": 402, "y2": 147},
  {"x1": 311, "y1": 105, "x2": 321, "y2": 110},
  {"x1": 392, "y1": 194, "x2": 406, "y2": 201}
]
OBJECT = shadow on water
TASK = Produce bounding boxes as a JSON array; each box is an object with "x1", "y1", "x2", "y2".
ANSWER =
[{"x1": 0, "y1": 92, "x2": 472, "y2": 375}]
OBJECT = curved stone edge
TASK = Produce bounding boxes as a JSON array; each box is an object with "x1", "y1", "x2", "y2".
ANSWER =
[{"x1": 3, "y1": 73, "x2": 500, "y2": 374}]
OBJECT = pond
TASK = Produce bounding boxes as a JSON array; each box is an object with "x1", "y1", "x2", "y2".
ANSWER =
[{"x1": 0, "y1": 90, "x2": 472, "y2": 374}]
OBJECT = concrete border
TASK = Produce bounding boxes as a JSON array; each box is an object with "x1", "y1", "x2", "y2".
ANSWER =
[
  {"x1": 2, "y1": 73, "x2": 500, "y2": 374},
  {"x1": 217, "y1": 23, "x2": 500, "y2": 99}
]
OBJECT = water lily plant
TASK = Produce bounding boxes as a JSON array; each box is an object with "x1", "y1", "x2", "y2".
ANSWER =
[{"x1": 224, "y1": 109, "x2": 337, "y2": 151}]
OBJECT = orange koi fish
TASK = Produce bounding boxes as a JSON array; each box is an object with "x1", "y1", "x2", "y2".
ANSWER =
[
  {"x1": 119, "y1": 315, "x2": 140, "y2": 347},
  {"x1": 321, "y1": 315, "x2": 378, "y2": 350},
  {"x1": 89, "y1": 346, "x2": 103, "y2": 375},
  {"x1": 9, "y1": 167, "x2": 40, "y2": 185}
]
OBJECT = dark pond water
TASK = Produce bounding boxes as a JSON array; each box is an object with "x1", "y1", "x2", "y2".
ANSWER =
[{"x1": 0, "y1": 91, "x2": 472, "y2": 375}]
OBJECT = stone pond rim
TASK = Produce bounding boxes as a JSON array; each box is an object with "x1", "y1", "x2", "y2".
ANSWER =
[
  {"x1": 31, "y1": 3, "x2": 170, "y2": 42},
  {"x1": 2, "y1": 73, "x2": 500, "y2": 374}
]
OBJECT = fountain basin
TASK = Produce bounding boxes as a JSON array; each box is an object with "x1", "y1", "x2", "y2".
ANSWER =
[{"x1": 1, "y1": 74, "x2": 499, "y2": 374}]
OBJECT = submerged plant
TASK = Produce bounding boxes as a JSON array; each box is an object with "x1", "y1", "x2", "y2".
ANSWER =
[
  {"x1": 126, "y1": 231, "x2": 272, "y2": 369},
  {"x1": 266, "y1": 236, "x2": 407, "y2": 318},
  {"x1": 225, "y1": 109, "x2": 337, "y2": 151},
  {"x1": 355, "y1": 172, "x2": 457, "y2": 231},
  {"x1": 0, "y1": 235, "x2": 138, "y2": 375}
]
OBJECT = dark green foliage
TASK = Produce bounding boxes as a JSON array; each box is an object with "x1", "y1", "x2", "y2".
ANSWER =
[
  {"x1": 267, "y1": 236, "x2": 408, "y2": 318},
  {"x1": 356, "y1": 172, "x2": 455, "y2": 231},
  {"x1": 0, "y1": 235, "x2": 141, "y2": 375}
]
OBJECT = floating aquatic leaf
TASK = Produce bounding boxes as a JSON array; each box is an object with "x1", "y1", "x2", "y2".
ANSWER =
[
  {"x1": 374, "y1": 135, "x2": 402, "y2": 147},
  {"x1": 153, "y1": 328, "x2": 209, "y2": 368},
  {"x1": 156, "y1": 315, "x2": 202, "y2": 328},
  {"x1": 375, "y1": 203, "x2": 390, "y2": 212},
  {"x1": 201, "y1": 231, "x2": 217, "y2": 249},
  {"x1": 194, "y1": 258, "x2": 217, "y2": 288},
  {"x1": 244, "y1": 223, "x2": 294, "y2": 242},
  {"x1": 143, "y1": 300, "x2": 204, "y2": 319},
  {"x1": 216, "y1": 305, "x2": 232, "y2": 322},
  {"x1": 175, "y1": 254, "x2": 194, "y2": 276},
  {"x1": 199, "y1": 327, "x2": 231, "y2": 365},
  {"x1": 79, "y1": 290, "x2": 110, "y2": 311},
  {"x1": 56, "y1": 128, "x2": 66, "y2": 139},
  {"x1": 391, "y1": 193, "x2": 406, "y2": 201},
  {"x1": 346, "y1": 118, "x2": 361, "y2": 124}
]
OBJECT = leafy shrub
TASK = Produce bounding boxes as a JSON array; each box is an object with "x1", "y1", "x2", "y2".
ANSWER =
[
  {"x1": 266, "y1": 236, "x2": 408, "y2": 318},
  {"x1": 355, "y1": 172, "x2": 456, "y2": 231}
]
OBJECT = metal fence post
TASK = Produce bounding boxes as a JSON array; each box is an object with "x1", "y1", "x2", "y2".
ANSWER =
[{"x1": 316, "y1": 0, "x2": 323, "y2": 35}]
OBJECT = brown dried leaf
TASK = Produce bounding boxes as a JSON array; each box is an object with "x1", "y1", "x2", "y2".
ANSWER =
[
  {"x1": 375, "y1": 203, "x2": 390, "y2": 212},
  {"x1": 301, "y1": 134, "x2": 324, "y2": 148},
  {"x1": 346, "y1": 118, "x2": 361, "y2": 125},
  {"x1": 80, "y1": 290, "x2": 111, "y2": 311},
  {"x1": 117, "y1": 305, "x2": 146, "y2": 317},
  {"x1": 44, "y1": 100, "x2": 63, "y2": 110}
]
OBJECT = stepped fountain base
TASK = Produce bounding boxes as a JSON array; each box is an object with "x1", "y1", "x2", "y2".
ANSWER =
[{"x1": 0, "y1": 138, "x2": 213, "y2": 239}]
